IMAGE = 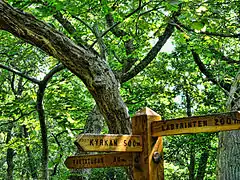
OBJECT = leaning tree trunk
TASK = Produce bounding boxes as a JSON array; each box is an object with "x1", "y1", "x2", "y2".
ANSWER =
[
  {"x1": 217, "y1": 71, "x2": 240, "y2": 180},
  {"x1": 0, "y1": 1, "x2": 131, "y2": 134}
]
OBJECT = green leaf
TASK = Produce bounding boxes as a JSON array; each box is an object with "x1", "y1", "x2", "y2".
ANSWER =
[{"x1": 191, "y1": 22, "x2": 205, "y2": 30}]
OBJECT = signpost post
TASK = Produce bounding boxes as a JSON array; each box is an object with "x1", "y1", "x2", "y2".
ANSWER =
[
  {"x1": 65, "y1": 108, "x2": 240, "y2": 180},
  {"x1": 131, "y1": 107, "x2": 164, "y2": 180}
]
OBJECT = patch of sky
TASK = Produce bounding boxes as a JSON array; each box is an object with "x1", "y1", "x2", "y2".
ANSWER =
[
  {"x1": 197, "y1": 84, "x2": 205, "y2": 91},
  {"x1": 148, "y1": 30, "x2": 175, "y2": 54},
  {"x1": 174, "y1": 95, "x2": 182, "y2": 104},
  {"x1": 160, "y1": 38, "x2": 175, "y2": 53}
]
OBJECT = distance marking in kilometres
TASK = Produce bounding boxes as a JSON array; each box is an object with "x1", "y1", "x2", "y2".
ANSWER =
[{"x1": 65, "y1": 152, "x2": 133, "y2": 169}]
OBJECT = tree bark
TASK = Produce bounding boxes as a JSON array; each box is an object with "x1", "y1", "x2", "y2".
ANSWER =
[
  {"x1": 69, "y1": 105, "x2": 105, "y2": 180},
  {"x1": 0, "y1": 1, "x2": 131, "y2": 134},
  {"x1": 6, "y1": 124, "x2": 14, "y2": 180},
  {"x1": 36, "y1": 83, "x2": 49, "y2": 180},
  {"x1": 84, "y1": 105, "x2": 104, "y2": 134},
  {"x1": 196, "y1": 150, "x2": 209, "y2": 180},
  {"x1": 186, "y1": 91, "x2": 195, "y2": 180},
  {"x1": 188, "y1": 149, "x2": 195, "y2": 180},
  {"x1": 23, "y1": 125, "x2": 38, "y2": 179},
  {"x1": 217, "y1": 130, "x2": 240, "y2": 180},
  {"x1": 217, "y1": 71, "x2": 240, "y2": 180},
  {"x1": 36, "y1": 64, "x2": 65, "y2": 180}
]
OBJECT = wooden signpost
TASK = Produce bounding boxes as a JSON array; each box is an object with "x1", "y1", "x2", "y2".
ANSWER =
[
  {"x1": 152, "y1": 111, "x2": 240, "y2": 136},
  {"x1": 75, "y1": 134, "x2": 142, "y2": 152},
  {"x1": 65, "y1": 107, "x2": 240, "y2": 180},
  {"x1": 65, "y1": 152, "x2": 132, "y2": 169}
]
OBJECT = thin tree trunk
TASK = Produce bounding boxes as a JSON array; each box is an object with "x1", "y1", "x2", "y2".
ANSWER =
[
  {"x1": 23, "y1": 125, "x2": 38, "y2": 179},
  {"x1": 196, "y1": 150, "x2": 209, "y2": 180},
  {"x1": 186, "y1": 90, "x2": 196, "y2": 180},
  {"x1": 188, "y1": 149, "x2": 195, "y2": 180},
  {"x1": 37, "y1": 84, "x2": 49, "y2": 180},
  {"x1": 36, "y1": 65, "x2": 64, "y2": 180},
  {"x1": 6, "y1": 124, "x2": 14, "y2": 180}
]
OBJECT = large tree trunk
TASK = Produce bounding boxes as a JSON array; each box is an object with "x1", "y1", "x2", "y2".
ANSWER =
[
  {"x1": 217, "y1": 71, "x2": 240, "y2": 180},
  {"x1": 84, "y1": 105, "x2": 105, "y2": 134},
  {"x1": 0, "y1": 1, "x2": 131, "y2": 134},
  {"x1": 217, "y1": 131, "x2": 240, "y2": 180}
]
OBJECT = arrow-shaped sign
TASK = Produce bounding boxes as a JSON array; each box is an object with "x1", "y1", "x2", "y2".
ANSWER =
[
  {"x1": 65, "y1": 152, "x2": 132, "y2": 169},
  {"x1": 151, "y1": 111, "x2": 240, "y2": 136},
  {"x1": 75, "y1": 134, "x2": 142, "y2": 152}
]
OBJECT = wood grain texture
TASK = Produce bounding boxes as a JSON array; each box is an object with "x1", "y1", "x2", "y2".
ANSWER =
[
  {"x1": 64, "y1": 153, "x2": 132, "y2": 169},
  {"x1": 132, "y1": 107, "x2": 164, "y2": 180},
  {"x1": 75, "y1": 134, "x2": 142, "y2": 152},
  {"x1": 152, "y1": 111, "x2": 240, "y2": 136}
]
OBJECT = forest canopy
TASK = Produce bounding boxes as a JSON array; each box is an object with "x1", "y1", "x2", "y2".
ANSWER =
[{"x1": 0, "y1": 0, "x2": 239, "y2": 179}]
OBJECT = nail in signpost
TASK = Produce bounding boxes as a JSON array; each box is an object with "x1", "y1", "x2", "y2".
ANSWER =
[{"x1": 65, "y1": 108, "x2": 240, "y2": 180}]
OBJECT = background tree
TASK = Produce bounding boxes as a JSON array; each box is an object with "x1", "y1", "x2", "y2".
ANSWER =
[{"x1": 0, "y1": 0, "x2": 239, "y2": 179}]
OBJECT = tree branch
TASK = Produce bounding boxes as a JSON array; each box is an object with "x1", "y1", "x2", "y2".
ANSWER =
[
  {"x1": 173, "y1": 19, "x2": 232, "y2": 93},
  {"x1": 105, "y1": 13, "x2": 137, "y2": 73},
  {"x1": 53, "y1": 12, "x2": 85, "y2": 47},
  {"x1": 0, "y1": 0, "x2": 134, "y2": 134},
  {"x1": 36, "y1": 64, "x2": 65, "y2": 180},
  {"x1": 0, "y1": 63, "x2": 40, "y2": 84},
  {"x1": 56, "y1": 128, "x2": 84, "y2": 137},
  {"x1": 71, "y1": 15, "x2": 94, "y2": 34},
  {"x1": 90, "y1": 1, "x2": 152, "y2": 47},
  {"x1": 42, "y1": 64, "x2": 65, "y2": 85},
  {"x1": 0, "y1": 1, "x2": 102, "y2": 85},
  {"x1": 51, "y1": 133, "x2": 63, "y2": 177},
  {"x1": 52, "y1": 11, "x2": 99, "y2": 55},
  {"x1": 0, "y1": 110, "x2": 35, "y2": 127},
  {"x1": 92, "y1": 23, "x2": 106, "y2": 59},
  {"x1": 119, "y1": 4, "x2": 182, "y2": 82},
  {"x1": 175, "y1": 19, "x2": 240, "y2": 38},
  {"x1": 191, "y1": 50, "x2": 231, "y2": 92},
  {"x1": 121, "y1": 22, "x2": 175, "y2": 83},
  {"x1": 210, "y1": 48, "x2": 240, "y2": 64}
]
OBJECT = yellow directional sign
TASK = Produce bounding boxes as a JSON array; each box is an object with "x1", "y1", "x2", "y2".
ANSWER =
[
  {"x1": 64, "y1": 153, "x2": 132, "y2": 169},
  {"x1": 151, "y1": 111, "x2": 240, "y2": 136},
  {"x1": 75, "y1": 134, "x2": 142, "y2": 152}
]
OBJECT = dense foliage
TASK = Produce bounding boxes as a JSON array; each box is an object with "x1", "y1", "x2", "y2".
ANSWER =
[{"x1": 0, "y1": 0, "x2": 239, "y2": 179}]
